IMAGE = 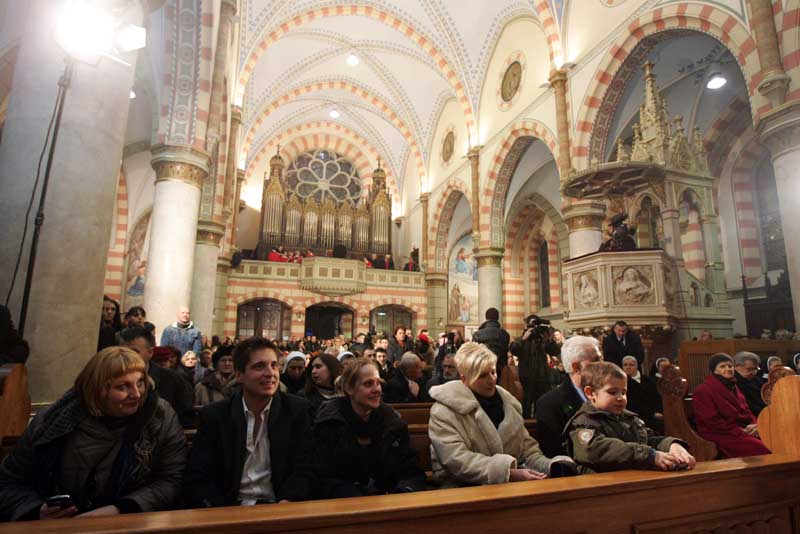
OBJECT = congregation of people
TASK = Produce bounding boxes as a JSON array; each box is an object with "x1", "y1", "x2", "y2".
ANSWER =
[{"x1": 0, "y1": 298, "x2": 796, "y2": 522}]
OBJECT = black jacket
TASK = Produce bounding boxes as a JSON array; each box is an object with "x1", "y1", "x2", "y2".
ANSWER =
[
  {"x1": 387, "y1": 338, "x2": 405, "y2": 366},
  {"x1": 533, "y1": 379, "x2": 585, "y2": 457},
  {"x1": 626, "y1": 375, "x2": 664, "y2": 433},
  {"x1": 312, "y1": 397, "x2": 426, "y2": 498},
  {"x1": 601, "y1": 331, "x2": 644, "y2": 367},
  {"x1": 148, "y1": 363, "x2": 194, "y2": 428},
  {"x1": 472, "y1": 320, "x2": 510, "y2": 374},
  {"x1": 183, "y1": 390, "x2": 314, "y2": 507},
  {"x1": 734, "y1": 371, "x2": 766, "y2": 417},
  {"x1": 383, "y1": 371, "x2": 430, "y2": 404}
]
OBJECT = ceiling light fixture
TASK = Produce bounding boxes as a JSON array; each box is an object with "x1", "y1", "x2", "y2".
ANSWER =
[
  {"x1": 129, "y1": 90, "x2": 136, "y2": 99},
  {"x1": 329, "y1": 109, "x2": 340, "y2": 119},
  {"x1": 346, "y1": 53, "x2": 359, "y2": 66},
  {"x1": 706, "y1": 62, "x2": 727, "y2": 90}
]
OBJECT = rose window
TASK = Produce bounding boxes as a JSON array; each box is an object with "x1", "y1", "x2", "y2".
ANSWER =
[{"x1": 285, "y1": 149, "x2": 362, "y2": 204}]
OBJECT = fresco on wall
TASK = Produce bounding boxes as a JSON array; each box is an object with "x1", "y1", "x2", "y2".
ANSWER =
[
  {"x1": 448, "y1": 234, "x2": 478, "y2": 324},
  {"x1": 123, "y1": 211, "x2": 151, "y2": 310}
]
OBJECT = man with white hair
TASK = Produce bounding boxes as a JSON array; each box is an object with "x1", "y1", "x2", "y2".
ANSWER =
[
  {"x1": 534, "y1": 335, "x2": 602, "y2": 457},
  {"x1": 383, "y1": 352, "x2": 430, "y2": 403}
]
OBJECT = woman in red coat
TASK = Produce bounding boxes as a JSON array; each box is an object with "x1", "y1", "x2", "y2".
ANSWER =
[{"x1": 692, "y1": 353, "x2": 770, "y2": 458}]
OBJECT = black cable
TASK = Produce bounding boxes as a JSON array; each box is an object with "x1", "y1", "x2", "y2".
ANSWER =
[{"x1": 4, "y1": 68, "x2": 65, "y2": 307}]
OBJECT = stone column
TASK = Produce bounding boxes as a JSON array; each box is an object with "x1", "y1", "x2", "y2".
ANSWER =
[
  {"x1": 425, "y1": 271, "x2": 448, "y2": 331},
  {"x1": 562, "y1": 201, "x2": 606, "y2": 257},
  {"x1": 759, "y1": 108, "x2": 800, "y2": 329},
  {"x1": 191, "y1": 221, "x2": 226, "y2": 337},
  {"x1": 467, "y1": 145, "x2": 482, "y2": 245},
  {"x1": 224, "y1": 106, "x2": 243, "y2": 219},
  {"x1": 420, "y1": 192, "x2": 430, "y2": 269},
  {"x1": 0, "y1": 0, "x2": 138, "y2": 403},
  {"x1": 748, "y1": 0, "x2": 790, "y2": 107},
  {"x1": 144, "y1": 145, "x2": 210, "y2": 339},
  {"x1": 475, "y1": 247, "x2": 505, "y2": 320},
  {"x1": 549, "y1": 68, "x2": 573, "y2": 180},
  {"x1": 230, "y1": 168, "x2": 246, "y2": 247},
  {"x1": 212, "y1": 259, "x2": 231, "y2": 337}
]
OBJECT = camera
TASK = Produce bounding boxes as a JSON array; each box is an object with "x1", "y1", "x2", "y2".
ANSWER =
[{"x1": 524, "y1": 315, "x2": 552, "y2": 341}]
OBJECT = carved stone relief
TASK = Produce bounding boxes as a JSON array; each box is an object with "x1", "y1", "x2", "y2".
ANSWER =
[
  {"x1": 612, "y1": 265, "x2": 655, "y2": 305},
  {"x1": 573, "y1": 270, "x2": 600, "y2": 309}
]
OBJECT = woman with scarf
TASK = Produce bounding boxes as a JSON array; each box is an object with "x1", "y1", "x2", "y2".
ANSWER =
[
  {"x1": 692, "y1": 353, "x2": 770, "y2": 458},
  {"x1": 312, "y1": 358, "x2": 425, "y2": 498},
  {"x1": 280, "y1": 351, "x2": 307, "y2": 395},
  {"x1": 194, "y1": 345, "x2": 238, "y2": 406},
  {"x1": 299, "y1": 353, "x2": 342, "y2": 420},
  {"x1": 0, "y1": 347, "x2": 187, "y2": 521},
  {"x1": 621, "y1": 355, "x2": 664, "y2": 433}
]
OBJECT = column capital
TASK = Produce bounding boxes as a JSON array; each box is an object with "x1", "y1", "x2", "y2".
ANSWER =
[
  {"x1": 419, "y1": 191, "x2": 430, "y2": 203},
  {"x1": 548, "y1": 67, "x2": 568, "y2": 86},
  {"x1": 757, "y1": 101, "x2": 800, "y2": 159},
  {"x1": 425, "y1": 270, "x2": 448, "y2": 288},
  {"x1": 151, "y1": 144, "x2": 211, "y2": 190},
  {"x1": 562, "y1": 200, "x2": 606, "y2": 232},
  {"x1": 236, "y1": 168, "x2": 246, "y2": 182},
  {"x1": 474, "y1": 246, "x2": 504, "y2": 268},
  {"x1": 196, "y1": 220, "x2": 226, "y2": 246},
  {"x1": 467, "y1": 144, "x2": 483, "y2": 160},
  {"x1": 220, "y1": 0, "x2": 237, "y2": 15},
  {"x1": 230, "y1": 105, "x2": 243, "y2": 126}
]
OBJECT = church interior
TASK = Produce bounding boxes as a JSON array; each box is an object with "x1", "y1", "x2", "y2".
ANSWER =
[{"x1": 1, "y1": 0, "x2": 800, "y2": 530}]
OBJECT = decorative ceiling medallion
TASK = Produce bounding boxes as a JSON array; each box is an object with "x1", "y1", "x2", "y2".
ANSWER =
[
  {"x1": 442, "y1": 127, "x2": 455, "y2": 164},
  {"x1": 497, "y1": 51, "x2": 526, "y2": 110}
]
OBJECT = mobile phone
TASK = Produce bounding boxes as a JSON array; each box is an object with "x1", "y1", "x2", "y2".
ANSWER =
[{"x1": 45, "y1": 495, "x2": 74, "y2": 509}]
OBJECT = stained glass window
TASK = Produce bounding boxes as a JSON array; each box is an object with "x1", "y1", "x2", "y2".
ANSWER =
[{"x1": 285, "y1": 149, "x2": 362, "y2": 204}]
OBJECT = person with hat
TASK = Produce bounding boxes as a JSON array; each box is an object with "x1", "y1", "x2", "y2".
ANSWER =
[
  {"x1": 195, "y1": 345, "x2": 239, "y2": 406},
  {"x1": 692, "y1": 353, "x2": 770, "y2": 458},
  {"x1": 280, "y1": 352, "x2": 307, "y2": 395}
]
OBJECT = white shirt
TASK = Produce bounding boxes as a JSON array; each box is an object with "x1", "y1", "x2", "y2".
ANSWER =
[
  {"x1": 238, "y1": 396, "x2": 276, "y2": 505},
  {"x1": 571, "y1": 380, "x2": 587, "y2": 402}
]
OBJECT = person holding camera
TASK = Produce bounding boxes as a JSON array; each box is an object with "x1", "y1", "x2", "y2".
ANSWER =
[{"x1": 512, "y1": 315, "x2": 561, "y2": 418}]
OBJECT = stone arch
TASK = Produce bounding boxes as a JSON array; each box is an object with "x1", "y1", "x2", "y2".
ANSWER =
[
  {"x1": 529, "y1": 0, "x2": 563, "y2": 68},
  {"x1": 482, "y1": 120, "x2": 558, "y2": 248},
  {"x1": 242, "y1": 80, "x2": 426, "y2": 182},
  {"x1": 573, "y1": 4, "x2": 762, "y2": 169},
  {"x1": 429, "y1": 179, "x2": 471, "y2": 272},
  {"x1": 234, "y1": 290, "x2": 298, "y2": 310},
  {"x1": 102, "y1": 166, "x2": 130, "y2": 303},
  {"x1": 246, "y1": 120, "x2": 400, "y2": 201},
  {"x1": 236, "y1": 4, "x2": 475, "y2": 129}
]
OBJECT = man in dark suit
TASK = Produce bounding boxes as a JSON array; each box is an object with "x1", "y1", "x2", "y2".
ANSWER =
[
  {"x1": 471, "y1": 307, "x2": 510, "y2": 378},
  {"x1": 601, "y1": 320, "x2": 644, "y2": 367},
  {"x1": 121, "y1": 327, "x2": 194, "y2": 427},
  {"x1": 534, "y1": 335, "x2": 602, "y2": 457},
  {"x1": 383, "y1": 352, "x2": 430, "y2": 403},
  {"x1": 184, "y1": 337, "x2": 313, "y2": 507}
]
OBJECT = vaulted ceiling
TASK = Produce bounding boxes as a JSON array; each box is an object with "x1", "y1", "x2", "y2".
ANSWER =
[{"x1": 237, "y1": 0, "x2": 543, "y2": 198}]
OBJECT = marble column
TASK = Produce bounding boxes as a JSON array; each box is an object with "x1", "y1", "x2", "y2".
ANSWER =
[
  {"x1": 475, "y1": 247, "x2": 505, "y2": 320},
  {"x1": 0, "y1": 0, "x2": 138, "y2": 403},
  {"x1": 759, "y1": 108, "x2": 800, "y2": 330},
  {"x1": 230, "y1": 168, "x2": 246, "y2": 248},
  {"x1": 549, "y1": 68, "x2": 573, "y2": 180},
  {"x1": 748, "y1": 0, "x2": 790, "y2": 107},
  {"x1": 144, "y1": 145, "x2": 210, "y2": 339},
  {"x1": 562, "y1": 201, "x2": 606, "y2": 258},
  {"x1": 420, "y1": 192, "x2": 430, "y2": 269},
  {"x1": 212, "y1": 259, "x2": 231, "y2": 337},
  {"x1": 425, "y1": 271, "x2": 448, "y2": 331},
  {"x1": 191, "y1": 221, "x2": 226, "y2": 337},
  {"x1": 467, "y1": 145, "x2": 482, "y2": 245}
]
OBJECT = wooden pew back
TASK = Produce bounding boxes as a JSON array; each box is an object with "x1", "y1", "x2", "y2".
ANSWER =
[
  {"x1": 658, "y1": 365, "x2": 718, "y2": 461},
  {"x1": 758, "y1": 374, "x2": 800, "y2": 455}
]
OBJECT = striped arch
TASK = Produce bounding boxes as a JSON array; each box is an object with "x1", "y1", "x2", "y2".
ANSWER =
[
  {"x1": 719, "y1": 128, "x2": 769, "y2": 286},
  {"x1": 482, "y1": 120, "x2": 558, "y2": 248},
  {"x1": 237, "y1": 4, "x2": 475, "y2": 129},
  {"x1": 531, "y1": 0, "x2": 563, "y2": 67},
  {"x1": 246, "y1": 120, "x2": 399, "y2": 200},
  {"x1": 777, "y1": 2, "x2": 800, "y2": 102},
  {"x1": 429, "y1": 179, "x2": 471, "y2": 273},
  {"x1": 573, "y1": 3, "x2": 762, "y2": 169},
  {"x1": 103, "y1": 167, "x2": 129, "y2": 303},
  {"x1": 704, "y1": 96, "x2": 751, "y2": 178},
  {"x1": 242, "y1": 80, "x2": 425, "y2": 182}
]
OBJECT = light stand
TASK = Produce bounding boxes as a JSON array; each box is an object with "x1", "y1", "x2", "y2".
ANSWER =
[{"x1": 17, "y1": 60, "x2": 73, "y2": 336}]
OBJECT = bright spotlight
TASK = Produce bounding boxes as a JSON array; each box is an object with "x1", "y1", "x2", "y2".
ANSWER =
[
  {"x1": 115, "y1": 23, "x2": 147, "y2": 52},
  {"x1": 706, "y1": 75, "x2": 727, "y2": 90},
  {"x1": 129, "y1": 90, "x2": 136, "y2": 99},
  {"x1": 55, "y1": 0, "x2": 115, "y2": 63},
  {"x1": 346, "y1": 54, "x2": 360, "y2": 66},
  {"x1": 329, "y1": 109, "x2": 341, "y2": 119}
]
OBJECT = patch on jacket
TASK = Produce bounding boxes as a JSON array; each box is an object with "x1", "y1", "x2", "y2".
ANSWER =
[{"x1": 578, "y1": 428, "x2": 594, "y2": 444}]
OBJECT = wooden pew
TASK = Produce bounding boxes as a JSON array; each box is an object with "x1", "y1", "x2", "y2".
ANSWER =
[
  {"x1": 758, "y1": 373, "x2": 800, "y2": 456},
  {"x1": 658, "y1": 365, "x2": 718, "y2": 461},
  {"x1": 0, "y1": 364, "x2": 30, "y2": 447},
  {"x1": 2, "y1": 454, "x2": 798, "y2": 534}
]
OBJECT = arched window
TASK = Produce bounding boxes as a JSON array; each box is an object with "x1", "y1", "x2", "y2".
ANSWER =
[
  {"x1": 237, "y1": 299, "x2": 291, "y2": 340},
  {"x1": 538, "y1": 242, "x2": 551, "y2": 309},
  {"x1": 284, "y1": 149, "x2": 362, "y2": 204}
]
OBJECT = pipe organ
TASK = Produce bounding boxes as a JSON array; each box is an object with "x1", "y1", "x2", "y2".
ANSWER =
[{"x1": 257, "y1": 150, "x2": 392, "y2": 256}]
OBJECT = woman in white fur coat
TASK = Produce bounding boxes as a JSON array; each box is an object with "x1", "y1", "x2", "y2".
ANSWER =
[{"x1": 428, "y1": 342, "x2": 575, "y2": 486}]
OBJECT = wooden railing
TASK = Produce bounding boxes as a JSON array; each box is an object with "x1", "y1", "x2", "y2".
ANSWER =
[{"x1": 1, "y1": 454, "x2": 797, "y2": 533}]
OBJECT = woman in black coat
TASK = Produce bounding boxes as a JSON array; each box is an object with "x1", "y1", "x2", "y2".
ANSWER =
[
  {"x1": 622, "y1": 355, "x2": 664, "y2": 433},
  {"x1": 312, "y1": 358, "x2": 426, "y2": 499},
  {"x1": 299, "y1": 353, "x2": 341, "y2": 420}
]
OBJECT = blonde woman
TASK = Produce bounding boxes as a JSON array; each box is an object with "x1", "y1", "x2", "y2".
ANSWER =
[
  {"x1": 428, "y1": 342, "x2": 575, "y2": 487},
  {"x1": 0, "y1": 347, "x2": 187, "y2": 521}
]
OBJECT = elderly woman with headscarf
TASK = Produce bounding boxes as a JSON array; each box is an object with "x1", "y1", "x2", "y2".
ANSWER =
[
  {"x1": 428, "y1": 342, "x2": 575, "y2": 487},
  {"x1": 280, "y1": 351, "x2": 307, "y2": 395},
  {"x1": 621, "y1": 355, "x2": 664, "y2": 433},
  {"x1": 0, "y1": 347, "x2": 187, "y2": 521},
  {"x1": 692, "y1": 353, "x2": 770, "y2": 458},
  {"x1": 194, "y1": 345, "x2": 238, "y2": 406}
]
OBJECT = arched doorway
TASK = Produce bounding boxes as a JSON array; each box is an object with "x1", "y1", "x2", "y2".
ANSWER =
[
  {"x1": 305, "y1": 302, "x2": 354, "y2": 340},
  {"x1": 370, "y1": 305, "x2": 413, "y2": 337},
  {"x1": 236, "y1": 298, "x2": 292, "y2": 340}
]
